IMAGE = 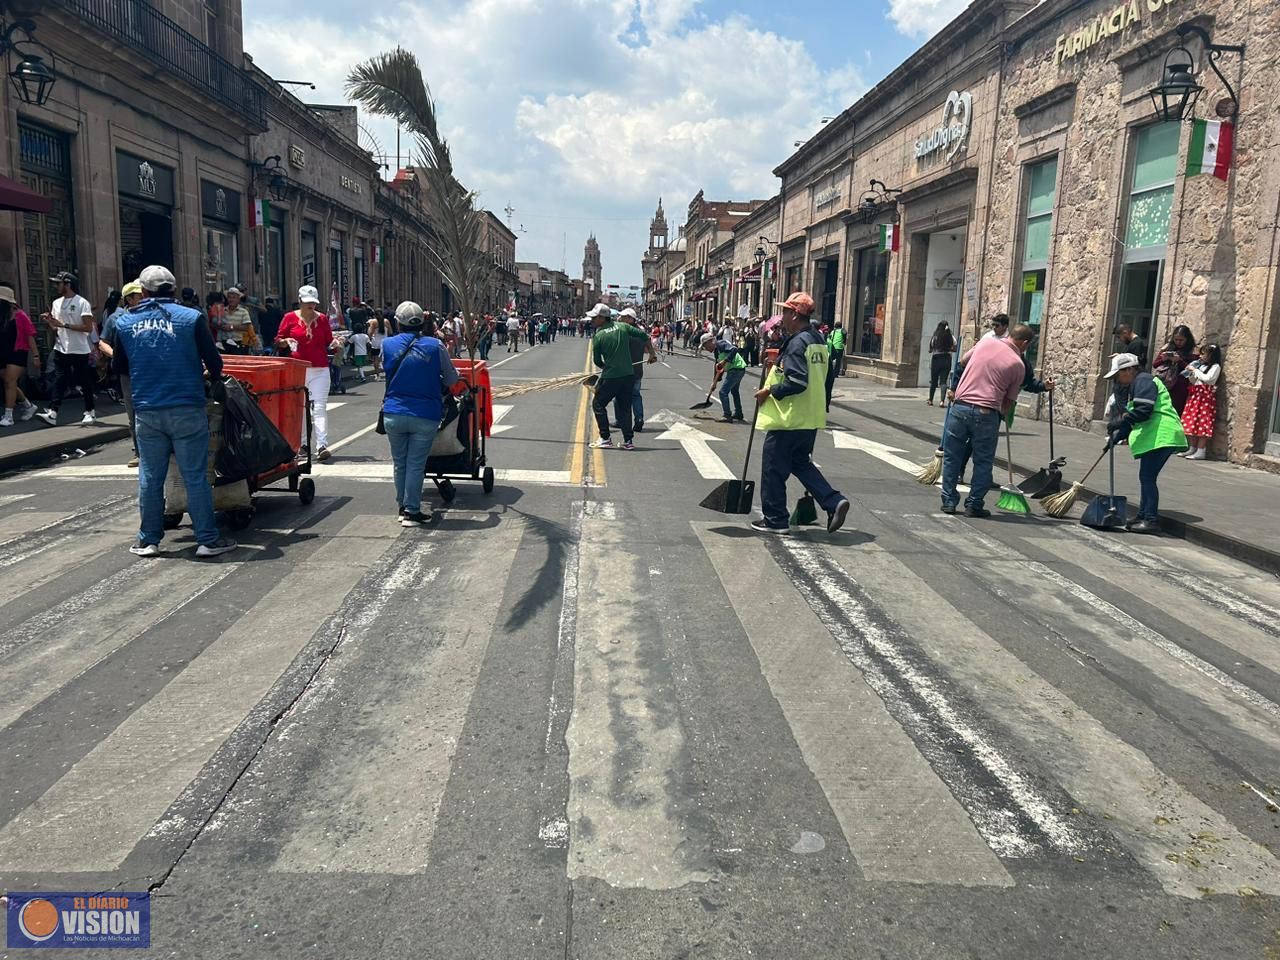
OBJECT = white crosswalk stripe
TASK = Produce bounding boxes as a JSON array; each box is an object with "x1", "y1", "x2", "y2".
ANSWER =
[{"x1": 0, "y1": 497, "x2": 1275, "y2": 903}]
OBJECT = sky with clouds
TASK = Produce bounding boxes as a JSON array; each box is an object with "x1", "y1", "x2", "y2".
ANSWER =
[{"x1": 244, "y1": 0, "x2": 970, "y2": 289}]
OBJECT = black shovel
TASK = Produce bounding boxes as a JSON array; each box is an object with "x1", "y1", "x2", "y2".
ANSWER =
[
  {"x1": 700, "y1": 380, "x2": 765, "y2": 514},
  {"x1": 1018, "y1": 390, "x2": 1066, "y2": 498},
  {"x1": 690, "y1": 383, "x2": 716, "y2": 411},
  {"x1": 1080, "y1": 446, "x2": 1128, "y2": 530}
]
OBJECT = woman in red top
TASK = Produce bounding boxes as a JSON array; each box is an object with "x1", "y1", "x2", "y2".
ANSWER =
[{"x1": 275, "y1": 285, "x2": 334, "y2": 460}]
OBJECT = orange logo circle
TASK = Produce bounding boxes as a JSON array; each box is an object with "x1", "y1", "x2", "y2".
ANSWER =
[{"x1": 18, "y1": 898, "x2": 59, "y2": 942}]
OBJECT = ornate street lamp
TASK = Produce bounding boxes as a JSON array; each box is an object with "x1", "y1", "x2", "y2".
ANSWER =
[
  {"x1": 251, "y1": 155, "x2": 290, "y2": 202},
  {"x1": 1148, "y1": 24, "x2": 1244, "y2": 123},
  {"x1": 1, "y1": 19, "x2": 56, "y2": 106}
]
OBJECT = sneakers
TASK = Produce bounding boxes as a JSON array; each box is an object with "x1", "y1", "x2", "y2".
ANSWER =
[
  {"x1": 17, "y1": 401, "x2": 36, "y2": 421},
  {"x1": 80, "y1": 411, "x2": 97, "y2": 425},
  {"x1": 129, "y1": 541, "x2": 161, "y2": 557},
  {"x1": 1128, "y1": 518, "x2": 1161, "y2": 535},
  {"x1": 316, "y1": 447, "x2": 332, "y2": 462},
  {"x1": 127, "y1": 455, "x2": 139, "y2": 468},
  {"x1": 590, "y1": 438, "x2": 614, "y2": 449},
  {"x1": 940, "y1": 503, "x2": 958, "y2": 515},
  {"x1": 827, "y1": 498, "x2": 851, "y2": 534},
  {"x1": 964, "y1": 506, "x2": 991, "y2": 519},
  {"x1": 196, "y1": 537, "x2": 238, "y2": 558},
  {"x1": 717, "y1": 416, "x2": 734, "y2": 423},
  {"x1": 732, "y1": 414, "x2": 746, "y2": 422},
  {"x1": 750, "y1": 518, "x2": 789, "y2": 534},
  {"x1": 400, "y1": 510, "x2": 434, "y2": 527},
  {"x1": 634, "y1": 421, "x2": 644, "y2": 433},
  {"x1": 0, "y1": 412, "x2": 12, "y2": 427},
  {"x1": 621, "y1": 441, "x2": 635, "y2": 451},
  {"x1": 36, "y1": 409, "x2": 57, "y2": 426}
]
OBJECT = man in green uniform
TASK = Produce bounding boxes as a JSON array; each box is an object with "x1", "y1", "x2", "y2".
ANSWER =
[
  {"x1": 825, "y1": 321, "x2": 846, "y2": 411},
  {"x1": 588, "y1": 302, "x2": 656, "y2": 450},
  {"x1": 700, "y1": 331, "x2": 748, "y2": 422},
  {"x1": 752, "y1": 292, "x2": 850, "y2": 534},
  {"x1": 1103, "y1": 352, "x2": 1188, "y2": 533}
]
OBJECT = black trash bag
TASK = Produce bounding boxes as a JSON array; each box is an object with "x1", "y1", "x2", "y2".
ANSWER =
[{"x1": 215, "y1": 375, "x2": 295, "y2": 484}]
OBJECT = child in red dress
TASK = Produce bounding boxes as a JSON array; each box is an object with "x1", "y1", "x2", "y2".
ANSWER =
[{"x1": 1179, "y1": 343, "x2": 1220, "y2": 461}]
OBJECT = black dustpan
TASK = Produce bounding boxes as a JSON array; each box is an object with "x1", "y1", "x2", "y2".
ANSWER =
[
  {"x1": 702, "y1": 383, "x2": 762, "y2": 515},
  {"x1": 1080, "y1": 448, "x2": 1127, "y2": 529},
  {"x1": 1018, "y1": 392, "x2": 1065, "y2": 497}
]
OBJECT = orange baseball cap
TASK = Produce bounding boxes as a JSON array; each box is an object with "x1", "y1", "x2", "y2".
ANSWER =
[{"x1": 782, "y1": 292, "x2": 815, "y2": 316}]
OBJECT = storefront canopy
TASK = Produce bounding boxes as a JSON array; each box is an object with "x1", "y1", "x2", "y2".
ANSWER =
[{"x1": 0, "y1": 174, "x2": 53, "y2": 214}]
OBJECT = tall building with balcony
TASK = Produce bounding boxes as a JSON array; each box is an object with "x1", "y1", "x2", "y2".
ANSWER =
[{"x1": 1, "y1": 0, "x2": 268, "y2": 317}]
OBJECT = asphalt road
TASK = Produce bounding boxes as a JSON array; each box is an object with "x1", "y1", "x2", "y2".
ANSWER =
[{"x1": 1, "y1": 334, "x2": 1278, "y2": 959}]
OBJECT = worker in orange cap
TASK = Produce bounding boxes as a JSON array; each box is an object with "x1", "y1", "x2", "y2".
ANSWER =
[{"x1": 751, "y1": 291, "x2": 850, "y2": 534}]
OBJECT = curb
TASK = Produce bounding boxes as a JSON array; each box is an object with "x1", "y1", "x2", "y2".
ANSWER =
[
  {"x1": 0, "y1": 425, "x2": 131, "y2": 475},
  {"x1": 837, "y1": 397, "x2": 1280, "y2": 578}
]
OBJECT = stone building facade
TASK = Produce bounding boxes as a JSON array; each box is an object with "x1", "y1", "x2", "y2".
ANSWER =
[
  {"x1": 2, "y1": 0, "x2": 266, "y2": 321},
  {"x1": 729, "y1": 195, "x2": 780, "y2": 319},
  {"x1": 984, "y1": 0, "x2": 1280, "y2": 464},
  {"x1": 477, "y1": 210, "x2": 517, "y2": 314}
]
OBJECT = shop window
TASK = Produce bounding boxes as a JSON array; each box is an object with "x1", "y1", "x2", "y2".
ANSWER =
[
  {"x1": 1016, "y1": 157, "x2": 1058, "y2": 368},
  {"x1": 1116, "y1": 122, "x2": 1179, "y2": 356},
  {"x1": 265, "y1": 225, "x2": 284, "y2": 301},
  {"x1": 203, "y1": 226, "x2": 236, "y2": 293},
  {"x1": 851, "y1": 247, "x2": 888, "y2": 358}
]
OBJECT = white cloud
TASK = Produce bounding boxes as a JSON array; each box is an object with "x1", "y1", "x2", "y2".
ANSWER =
[
  {"x1": 886, "y1": 0, "x2": 970, "y2": 38},
  {"x1": 244, "y1": 1, "x2": 864, "y2": 286}
]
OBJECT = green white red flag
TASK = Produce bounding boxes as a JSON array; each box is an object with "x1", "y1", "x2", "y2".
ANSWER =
[
  {"x1": 877, "y1": 223, "x2": 900, "y2": 254},
  {"x1": 1185, "y1": 119, "x2": 1233, "y2": 181},
  {"x1": 249, "y1": 198, "x2": 271, "y2": 228}
]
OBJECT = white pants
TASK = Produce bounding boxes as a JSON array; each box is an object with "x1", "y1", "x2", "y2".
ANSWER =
[{"x1": 304, "y1": 365, "x2": 330, "y2": 451}]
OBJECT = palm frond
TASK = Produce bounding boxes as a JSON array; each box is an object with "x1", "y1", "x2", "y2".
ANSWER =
[{"x1": 347, "y1": 48, "x2": 498, "y2": 358}]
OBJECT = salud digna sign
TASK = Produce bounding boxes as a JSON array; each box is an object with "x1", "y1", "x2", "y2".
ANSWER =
[
  {"x1": 915, "y1": 90, "x2": 973, "y2": 162},
  {"x1": 1055, "y1": 0, "x2": 1188, "y2": 66}
]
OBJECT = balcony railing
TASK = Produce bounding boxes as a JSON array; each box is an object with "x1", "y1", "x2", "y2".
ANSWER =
[{"x1": 55, "y1": 0, "x2": 266, "y2": 130}]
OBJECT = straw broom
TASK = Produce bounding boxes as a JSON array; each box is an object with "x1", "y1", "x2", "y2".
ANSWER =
[
  {"x1": 489, "y1": 359, "x2": 648, "y2": 400},
  {"x1": 918, "y1": 335, "x2": 963, "y2": 485},
  {"x1": 1041, "y1": 448, "x2": 1108, "y2": 518}
]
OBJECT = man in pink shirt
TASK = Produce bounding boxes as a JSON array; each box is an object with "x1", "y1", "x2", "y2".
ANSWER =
[{"x1": 941, "y1": 323, "x2": 1034, "y2": 517}]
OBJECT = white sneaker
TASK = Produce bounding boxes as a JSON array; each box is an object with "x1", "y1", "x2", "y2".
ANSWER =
[
  {"x1": 0, "y1": 412, "x2": 13, "y2": 427},
  {"x1": 17, "y1": 401, "x2": 36, "y2": 421},
  {"x1": 196, "y1": 537, "x2": 238, "y2": 558},
  {"x1": 129, "y1": 541, "x2": 161, "y2": 557},
  {"x1": 1187, "y1": 448, "x2": 1206, "y2": 460},
  {"x1": 36, "y1": 409, "x2": 57, "y2": 426},
  {"x1": 80, "y1": 411, "x2": 97, "y2": 425}
]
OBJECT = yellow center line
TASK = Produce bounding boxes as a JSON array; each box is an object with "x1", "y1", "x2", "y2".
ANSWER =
[{"x1": 569, "y1": 342, "x2": 606, "y2": 486}]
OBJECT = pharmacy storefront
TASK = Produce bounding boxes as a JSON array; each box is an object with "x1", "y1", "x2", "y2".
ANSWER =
[{"x1": 984, "y1": 0, "x2": 1280, "y2": 464}]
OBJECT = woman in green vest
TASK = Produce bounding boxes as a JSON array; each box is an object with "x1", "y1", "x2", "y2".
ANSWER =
[
  {"x1": 1103, "y1": 352, "x2": 1188, "y2": 534},
  {"x1": 700, "y1": 332, "x2": 748, "y2": 422}
]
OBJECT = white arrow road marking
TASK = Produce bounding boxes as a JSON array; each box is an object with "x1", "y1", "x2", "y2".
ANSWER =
[
  {"x1": 325, "y1": 401, "x2": 346, "y2": 410},
  {"x1": 831, "y1": 432, "x2": 968, "y2": 491},
  {"x1": 491, "y1": 404, "x2": 515, "y2": 435},
  {"x1": 653, "y1": 422, "x2": 734, "y2": 480}
]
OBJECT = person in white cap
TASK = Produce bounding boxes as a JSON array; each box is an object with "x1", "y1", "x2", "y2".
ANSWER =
[
  {"x1": 112, "y1": 265, "x2": 236, "y2": 558},
  {"x1": 611, "y1": 307, "x2": 651, "y2": 432},
  {"x1": 380, "y1": 301, "x2": 463, "y2": 526},
  {"x1": 275, "y1": 285, "x2": 335, "y2": 461},
  {"x1": 35, "y1": 271, "x2": 97, "y2": 426},
  {"x1": 1102, "y1": 351, "x2": 1188, "y2": 534},
  {"x1": 588, "y1": 302, "x2": 655, "y2": 450}
]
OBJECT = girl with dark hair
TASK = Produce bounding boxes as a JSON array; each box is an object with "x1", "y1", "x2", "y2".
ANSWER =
[
  {"x1": 1154, "y1": 324, "x2": 1197, "y2": 413},
  {"x1": 927, "y1": 321, "x2": 956, "y2": 406},
  {"x1": 1179, "y1": 343, "x2": 1221, "y2": 461},
  {"x1": 0, "y1": 285, "x2": 40, "y2": 426}
]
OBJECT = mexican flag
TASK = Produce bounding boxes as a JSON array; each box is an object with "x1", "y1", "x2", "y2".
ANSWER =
[
  {"x1": 249, "y1": 198, "x2": 271, "y2": 228},
  {"x1": 1185, "y1": 119, "x2": 1233, "y2": 181},
  {"x1": 877, "y1": 223, "x2": 900, "y2": 254},
  {"x1": 372, "y1": 243, "x2": 384, "y2": 264}
]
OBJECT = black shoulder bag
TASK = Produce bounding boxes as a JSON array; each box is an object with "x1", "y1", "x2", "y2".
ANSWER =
[{"x1": 375, "y1": 335, "x2": 422, "y2": 435}]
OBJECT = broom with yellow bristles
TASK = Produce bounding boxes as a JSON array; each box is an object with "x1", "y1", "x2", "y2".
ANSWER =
[
  {"x1": 490, "y1": 360, "x2": 647, "y2": 400},
  {"x1": 915, "y1": 335, "x2": 962, "y2": 485},
  {"x1": 1041, "y1": 448, "x2": 1108, "y2": 518}
]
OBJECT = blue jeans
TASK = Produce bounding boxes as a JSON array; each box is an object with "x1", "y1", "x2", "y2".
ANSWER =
[
  {"x1": 1137, "y1": 447, "x2": 1174, "y2": 522},
  {"x1": 384, "y1": 413, "x2": 440, "y2": 513},
  {"x1": 135, "y1": 404, "x2": 219, "y2": 546},
  {"x1": 719, "y1": 367, "x2": 745, "y2": 418},
  {"x1": 941, "y1": 402, "x2": 1001, "y2": 510},
  {"x1": 613, "y1": 378, "x2": 644, "y2": 425},
  {"x1": 760, "y1": 429, "x2": 843, "y2": 528}
]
